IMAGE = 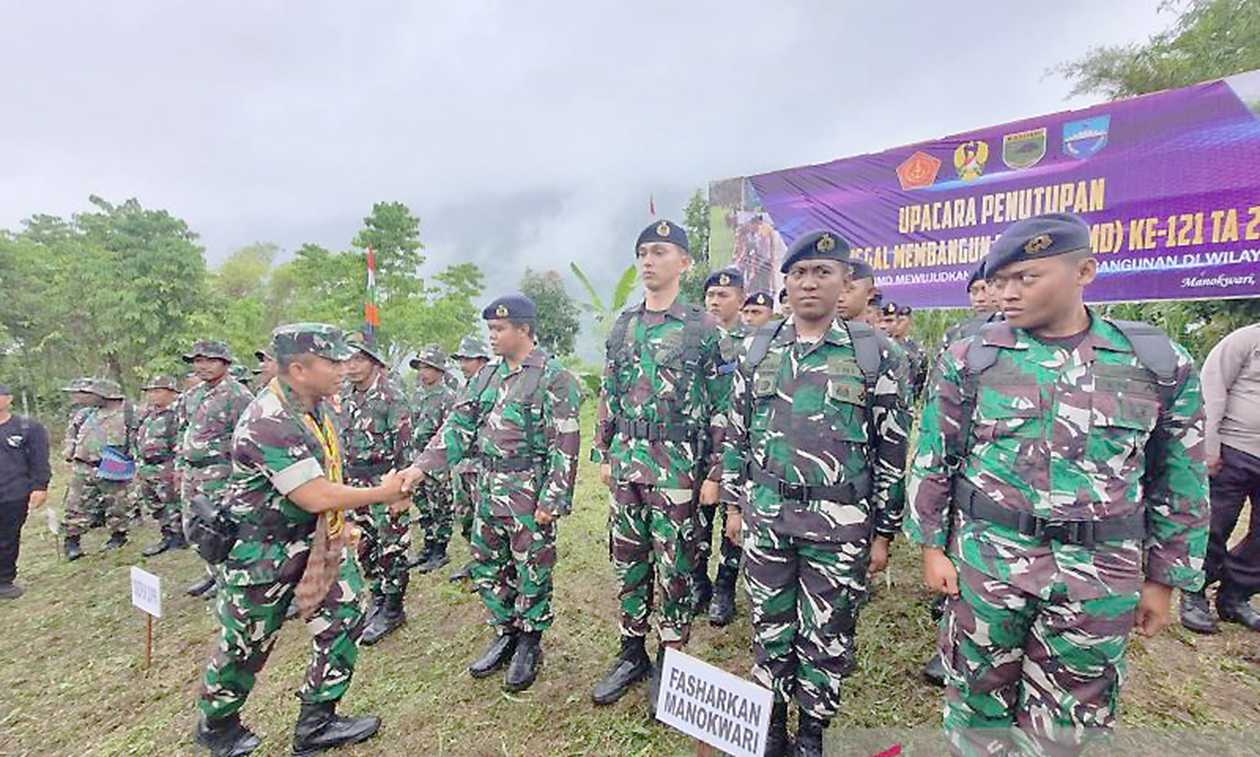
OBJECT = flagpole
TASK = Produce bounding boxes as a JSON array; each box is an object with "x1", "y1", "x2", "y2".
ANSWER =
[{"x1": 364, "y1": 246, "x2": 379, "y2": 338}]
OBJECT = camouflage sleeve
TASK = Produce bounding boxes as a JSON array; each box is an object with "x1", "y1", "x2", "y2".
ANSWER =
[
  {"x1": 389, "y1": 393, "x2": 412, "y2": 470},
  {"x1": 904, "y1": 341, "x2": 968, "y2": 549},
  {"x1": 234, "y1": 411, "x2": 323, "y2": 494},
  {"x1": 1142, "y1": 345, "x2": 1209, "y2": 591},
  {"x1": 719, "y1": 354, "x2": 749, "y2": 508},
  {"x1": 591, "y1": 355, "x2": 616, "y2": 464},
  {"x1": 412, "y1": 392, "x2": 479, "y2": 473},
  {"x1": 871, "y1": 342, "x2": 910, "y2": 537},
  {"x1": 702, "y1": 330, "x2": 736, "y2": 482},
  {"x1": 539, "y1": 368, "x2": 582, "y2": 517}
]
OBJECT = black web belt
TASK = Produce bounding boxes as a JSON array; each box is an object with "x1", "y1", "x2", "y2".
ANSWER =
[
  {"x1": 953, "y1": 478, "x2": 1146, "y2": 547},
  {"x1": 747, "y1": 462, "x2": 872, "y2": 504}
]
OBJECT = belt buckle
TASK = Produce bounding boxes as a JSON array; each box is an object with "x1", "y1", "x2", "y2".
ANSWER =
[
  {"x1": 778, "y1": 481, "x2": 806, "y2": 500},
  {"x1": 1038, "y1": 520, "x2": 1074, "y2": 544}
]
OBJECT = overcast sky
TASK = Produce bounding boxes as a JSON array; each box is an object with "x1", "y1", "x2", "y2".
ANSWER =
[{"x1": 2, "y1": 1, "x2": 1171, "y2": 299}]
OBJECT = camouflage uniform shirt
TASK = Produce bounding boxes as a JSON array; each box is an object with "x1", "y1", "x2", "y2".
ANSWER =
[
  {"x1": 336, "y1": 371, "x2": 412, "y2": 476},
  {"x1": 136, "y1": 404, "x2": 179, "y2": 471}
]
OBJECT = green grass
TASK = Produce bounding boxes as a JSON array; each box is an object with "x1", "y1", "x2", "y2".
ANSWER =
[{"x1": 1, "y1": 403, "x2": 1257, "y2": 755}]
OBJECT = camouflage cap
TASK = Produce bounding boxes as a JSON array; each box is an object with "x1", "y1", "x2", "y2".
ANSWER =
[
  {"x1": 451, "y1": 334, "x2": 492, "y2": 360},
  {"x1": 409, "y1": 344, "x2": 448, "y2": 371},
  {"x1": 60, "y1": 376, "x2": 94, "y2": 392},
  {"x1": 229, "y1": 364, "x2": 250, "y2": 382},
  {"x1": 254, "y1": 348, "x2": 273, "y2": 362},
  {"x1": 182, "y1": 339, "x2": 234, "y2": 364},
  {"x1": 141, "y1": 374, "x2": 178, "y2": 391},
  {"x1": 271, "y1": 323, "x2": 354, "y2": 362},
  {"x1": 344, "y1": 330, "x2": 387, "y2": 366},
  {"x1": 85, "y1": 378, "x2": 125, "y2": 400}
]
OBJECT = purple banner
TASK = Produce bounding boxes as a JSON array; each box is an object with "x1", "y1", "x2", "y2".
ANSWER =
[{"x1": 740, "y1": 70, "x2": 1260, "y2": 308}]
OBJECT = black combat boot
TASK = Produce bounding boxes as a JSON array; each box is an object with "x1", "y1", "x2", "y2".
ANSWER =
[
  {"x1": 194, "y1": 713, "x2": 261, "y2": 757},
  {"x1": 363, "y1": 592, "x2": 385, "y2": 628},
  {"x1": 709, "y1": 566, "x2": 738, "y2": 627},
  {"x1": 169, "y1": 529, "x2": 188, "y2": 549},
  {"x1": 64, "y1": 536, "x2": 83, "y2": 561},
  {"x1": 186, "y1": 574, "x2": 215, "y2": 597},
  {"x1": 765, "y1": 702, "x2": 791, "y2": 757},
  {"x1": 1180, "y1": 590, "x2": 1219, "y2": 634},
  {"x1": 692, "y1": 569, "x2": 713, "y2": 614},
  {"x1": 795, "y1": 711, "x2": 828, "y2": 757},
  {"x1": 647, "y1": 645, "x2": 667, "y2": 717},
  {"x1": 448, "y1": 560, "x2": 474, "y2": 582},
  {"x1": 142, "y1": 534, "x2": 175, "y2": 557},
  {"x1": 103, "y1": 531, "x2": 128, "y2": 550},
  {"x1": 408, "y1": 539, "x2": 433, "y2": 570},
  {"x1": 417, "y1": 541, "x2": 449, "y2": 574},
  {"x1": 361, "y1": 594, "x2": 406, "y2": 646},
  {"x1": 469, "y1": 631, "x2": 517, "y2": 678},
  {"x1": 291, "y1": 701, "x2": 380, "y2": 756},
  {"x1": 1218, "y1": 589, "x2": 1260, "y2": 632},
  {"x1": 591, "y1": 635, "x2": 652, "y2": 705},
  {"x1": 922, "y1": 652, "x2": 948, "y2": 686},
  {"x1": 504, "y1": 630, "x2": 543, "y2": 692}
]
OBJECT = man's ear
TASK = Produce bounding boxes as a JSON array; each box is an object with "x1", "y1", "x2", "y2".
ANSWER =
[{"x1": 1078, "y1": 256, "x2": 1098, "y2": 287}]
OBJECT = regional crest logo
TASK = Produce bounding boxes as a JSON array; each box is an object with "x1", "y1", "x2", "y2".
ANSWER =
[
  {"x1": 895, "y1": 151, "x2": 941, "y2": 190},
  {"x1": 1002, "y1": 128, "x2": 1047, "y2": 169},
  {"x1": 953, "y1": 141, "x2": 989, "y2": 181},
  {"x1": 1063, "y1": 115, "x2": 1110, "y2": 159}
]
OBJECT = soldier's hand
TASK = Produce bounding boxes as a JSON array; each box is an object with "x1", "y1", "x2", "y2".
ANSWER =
[
  {"x1": 28, "y1": 490, "x2": 47, "y2": 509},
  {"x1": 867, "y1": 535, "x2": 891, "y2": 579},
  {"x1": 699, "y1": 480, "x2": 719, "y2": 506},
  {"x1": 378, "y1": 469, "x2": 405, "y2": 499},
  {"x1": 398, "y1": 465, "x2": 426, "y2": 493},
  {"x1": 922, "y1": 547, "x2": 959, "y2": 597},
  {"x1": 600, "y1": 464, "x2": 612, "y2": 488},
  {"x1": 534, "y1": 507, "x2": 555, "y2": 526},
  {"x1": 1134, "y1": 581, "x2": 1174, "y2": 637},
  {"x1": 1207, "y1": 452, "x2": 1223, "y2": 477},
  {"x1": 724, "y1": 508, "x2": 742, "y2": 545},
  {"x1": 387, "y1": 497, "x2": 411, "y2": 516}
]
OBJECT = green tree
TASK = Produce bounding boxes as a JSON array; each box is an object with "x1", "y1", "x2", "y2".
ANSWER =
[
  {"x1": 680, "y1": 189, "x2": 712, "y2": 306},
  {"x1": 351, "y1": 201, "x2": 425, "y2": 297},
  {"x1": 520, "y1": 268, "x2": 581, "y2": 357},
  {"x1": 570, "y1": 262, "x2": 639, "y2": 338}
]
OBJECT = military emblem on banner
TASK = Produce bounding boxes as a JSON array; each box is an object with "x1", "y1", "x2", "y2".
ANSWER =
[
  {"x1": 1002, "y1": 127, "x2": 1047, "y2": 169},
  {"x1": 1063, "y1": 115, "x2": 1110, "y2": 159},
  {"x1": 953, "y1": 140, "x2": 989, "y2": 181},
  {"x1": 895, "y1": 150, "x2": 941, "y2": 190}
]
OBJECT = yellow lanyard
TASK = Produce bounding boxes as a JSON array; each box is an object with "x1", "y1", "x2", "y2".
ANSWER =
[{"x1": 269, "y1": 378, "x2": 345, "y2": 537}]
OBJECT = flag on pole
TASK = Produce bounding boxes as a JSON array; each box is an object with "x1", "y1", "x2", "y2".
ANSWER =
[
  {"x1": 649, "y1": 194, "x2": 656, "y2": 216},
  {"x1": 364, "y1": 246, "x2": 380, "y2": 336}
]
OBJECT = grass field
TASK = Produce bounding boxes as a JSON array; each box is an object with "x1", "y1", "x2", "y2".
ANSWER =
[{"x1": 1, "y1": 403, "x2": 1258, "y2": 756}]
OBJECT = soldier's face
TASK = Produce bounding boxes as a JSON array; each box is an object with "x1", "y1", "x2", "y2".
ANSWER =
[
  {"x1": 258, "y1": 357, "x2": 278, "y2": 383},
  {"x1": 785, "y1": 260, "x2": 848, "y2": 323},
  {"x1": 344, "y1": 353, "x2": 376, "y2": 384},
  {"x1": 968, "y1": 281, "x2": 991, "y2": 313},
  {"x1": 145, "y1": 388, "x2": 176, "y2": 407},
  {"x1": 895, "y1": 315, "x2": 912, "y2": 338},
  {"x1": 69, "y1": 391, "x2": 93, "y2": 406},
  {"x1": 418, "y1": 366, "x2": 443, "y2": 386},
  {"x1": 879, "y1": 313, "x2": 898, "y2": 335},
  {"x1": 740, "y1": 304, "x2": 773, "y2": 328},
  {"x1": 988, "y1": 255, "x2": 1097, "y2": 330},
  {"x1": 459, "y1": 357, "x2": 487, "y2": 380},
  {"x1": 636, "y1": 242, "x2": 690, "y2": 291},
  {"x1": 289, "y1": 355, "x2": 343, "y2": 398},
  {"x1": 704, "y1": 286, "x2": 743, "y2": 326},
  {"x1": 192, "y1": 357, "x2": 228, "y2": 382},
  {"x1": 837, "y1": 278, "x2": 874, "y2": 320},
  {"x1": 488, "y1": 320, "x2": 530, "y2": 356}
]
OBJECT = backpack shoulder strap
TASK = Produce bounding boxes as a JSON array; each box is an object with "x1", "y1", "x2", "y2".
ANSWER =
[
  {"x1": 680, "y1": 304, "x2": 707, "y2": 366},
  {"x1": 605, "y1": 308, "x2": 639, "y2": 361},
  {"x1": 742, "y1": 319, "x2": 785, "y2": 375},
  {"x1": 844, "y1": 321, "x2": 882, "y2": 390},
  {"x1": 948, "y1": 324, "x2": 1003, "y2": 469},
  {"x1": 123, "y1": 401, "x2": 136, "y2": 457},
  {"x1": 1106, "y1": 318, "x2": 1180, "y2": 406}
]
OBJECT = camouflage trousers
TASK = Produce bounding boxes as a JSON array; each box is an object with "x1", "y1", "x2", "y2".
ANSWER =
[
  {"x1": 451, "y1": 468, "x2": 478, "y2": 544},
  {"x1": 134, "y1": 462, "x2": 179, "y2": 538},
  {"x1": 940, "y1": 562, "x2": 1138, "y2": 757},
  {"x1": 694, "y1": 504, "x2": 742, "y2": 584},
  {"x1": 743, "y1": 523, "x2": 866, "y2": 721},
  {"x1": 199, "y1": 551, "x2": 367, "y2": 720},
  {"x1": 471, "y1": 500, "x2": 558, "y2": 633},
  {"x1": 413, "y1": 475, "x2": 453, "y2": 549},
  {"x1": 348, "y1": 502, "x2": 411, "y2": 600},
  {"x1": 63, "y1": 462, "x2": 130, "y2": 538},
  {"x1": 610, "y1": 483, "x2": 697, "y2": 644}
]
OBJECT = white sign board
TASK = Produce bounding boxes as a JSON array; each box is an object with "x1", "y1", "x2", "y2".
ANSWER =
[
  {"x1": 130, "y1": 566, "x2": 162, "y2": 618},
  {"x1": 655, "y1": 647, "x2": 772, "y2": 757}
]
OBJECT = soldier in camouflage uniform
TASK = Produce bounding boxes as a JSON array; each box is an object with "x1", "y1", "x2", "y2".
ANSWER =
[
  {"x1": 137, "y1": 375, "x2": 186, "y2": 556},
  {"x1": 195, "y1": 323, "x2": 406, "y2": 757},
  {"x1": 337, "y1": 331, "x2": 413, "y2": 645},
  {"x1": 180, "y1": 340, "x2": 253, "y2": 598},
  {"x1": 906, "y1": 214, "x2": 1209, "y2": 756},
  {"x1": 251, "y1": 348, "x2": 277, "y2": 392},
  {"x1": 62, "y1": 379, "x2": 135, "y2": 559},
  {"x1": 447, "y1": 334, "x2": 492, "y2": 583},
  {"x1": 402, "y1": 295, "x2": 582, "y2": 692},
  {"x1": 740, "y1": 290, "x2": 775, "y2": 330},
  {"x1": 407, "y1": 344, "x2": 457, "y2": 575},
  {"x1": 882, "y1": 303, "x2": 927, "y2": 401},
  {"x1": 724, "y1": 231, "x2": 909, "y2": 756},
  {"x1": 697, "y1": 267, "x2": 747, "y2": 627},
  {"x1": 590, "y1": 220, "x2": 734, "y2": 710}
]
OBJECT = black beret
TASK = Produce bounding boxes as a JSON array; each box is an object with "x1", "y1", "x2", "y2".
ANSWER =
[
  {"x1": 636, "y1": 219, "x2": 689, "y2": 253},
  {"x1": 967, "y1": 260, "x2": 987, "y2": 288},
  {"x1": 743, "y1": 291, "x2": 773, "y2": 308},
  {"x1": 881, "y1": 302, "x2": 899, "y2": 317},
  {"x1": 777, "y1": 288, "x2": 788, "y2": 304},
  {"x1": 849, "y1": 259, "x2": 874, "y2": 281},
  {"x1": 986, "y1": 213, "x2": 1091, "y2": 277},
  {"x1": 0, "y1": 383, "x2": 10, "y2": 396},
  {"x1": 869, "y1": 292, "x2": 884, "y2": 307},
  {"x1": 897, "y1": 305, "x2": 913, "y2": 316},
  {"x1": 704, "y1": 268, "x2": 744, "y2": 291},
  {"x1": 780, "y1": 230, "x2": 852, "y2": 273},
  {"x1": 483, "y1": 293, "x2": 537, "y2": 321}
]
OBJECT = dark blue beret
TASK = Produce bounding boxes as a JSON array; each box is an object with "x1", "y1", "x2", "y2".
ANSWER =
[
  {"x1": 778, "y1": 288, "x2": 788, "y2": 304},
  {"x1": 881, "y1": 302, "x2": 899, "y2": 317},
  {"x1": 0, "y1": 383, "x2": 10, "y2": 396},
  {"x1": 636, "y1": 219, "x2": 689, "y2": 253},
  {"x1": 780, "y1": 230, "x2": 851, "y2": 273},
  {"x1": 968, "y1": 260, "x2": 987, "y2": 288},
  {"x1": 743, "y1": 291, "x2": 773, "y2": 308},
  {"x1": 704, "y1": 268, "x2": 743, "y2": 291},
  {"x1": 483, "y1": 293, "x2": 537, "y2": 321},
  {"x1": 897, "y1": 305, "x2": 913, "y2": 316},
  {"x1": 849, "y1": 259, "x2": 874, "y2": 281},
  {"x1": 869, "y1": 292, "x2": 883, "y2": 307},
  {"x1": 987, "y1": 213, "x2": 1091, "y2": 277}
]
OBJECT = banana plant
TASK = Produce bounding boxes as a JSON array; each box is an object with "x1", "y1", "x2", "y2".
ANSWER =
[{"x1": 569, "y1": 262, "x2": 639, "y2": 337}]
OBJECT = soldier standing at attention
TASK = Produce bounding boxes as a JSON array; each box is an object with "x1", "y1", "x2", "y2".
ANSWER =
[
  {"x1": 195, "y1": 324, "x2": 406, "y2": 757},
  {"x1": 939, "y1": 261, "x2": 1000, "y2": 350},
  {"x1": 724, "y1": 231, "x2": 908, "y2": 756},
  {"x1": 741, "y1": 291, "x2": 775, "y2": 330},
  {"x1": 906, "y1": 213, "x2": 1208, "y2": 755},
  {"x1": 337, "y1": 331, "x2": 413, "y2": 645},
  {"x1": 590, "y1": 220, "x2": 733, "y2": 711},
  {"x1": 447, "y1": 334, "x2": 492, "y2": 583},
  {"x1": 401, "y1": 295, "x2": 582, "y2": 692},
  {"x1": 252, "y1": 349, "x2": 278, "y2": 392},
  {"x1": 137, "y1": 375, "x2": 186, "y2": 556},
  {"x1": 696, "y1": 267, "x2": 746, "y2": 626},
  {"x1": 407, "y1": 344, "x2": 456, "y2": 575},
  {"x1": 62, "y1": 379, "x2": 135, "y2": 558},
  {"x1": 180, "y1": 340, "x2": 253, "y2": 598}
]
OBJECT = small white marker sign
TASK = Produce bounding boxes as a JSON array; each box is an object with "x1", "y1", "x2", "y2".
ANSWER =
[
  {"x1": 130, "y1": 566, "x2": 162, "y2": 618},
  {"x1": 655, "y1": 647, "x2": 772, "y2": 757}
]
